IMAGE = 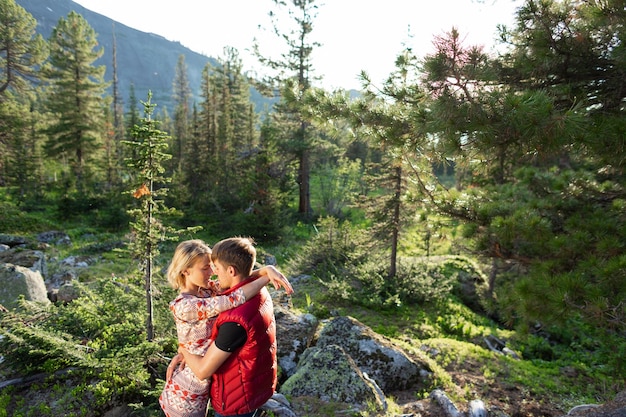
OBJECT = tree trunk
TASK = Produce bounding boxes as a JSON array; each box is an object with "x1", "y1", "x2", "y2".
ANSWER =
[
  {"x1": 145, "y1": 195, "x2": 154, "y2": 341},
  {"x1": 298, "y1": 147, "x2": 311, "y2": 218},
  {"x1": 389, "y1": 165, "x2": 402, "y2": 278}
]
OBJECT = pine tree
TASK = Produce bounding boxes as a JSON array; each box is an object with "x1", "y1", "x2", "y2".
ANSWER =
[
  {"x1": 215, "y1": 47, "x2": 259, "y2": 211},
  {"x1": 109, "y1": 23, "x2": 124, "y2": 187},
  {"x1": 189, "y1": 48, "x2": 261, "y2": 215},
  {"x1": 125, "y1": 83, "x2": 140, "y2": 136},
  {"x1": 415, "y1": 1, "x2": 626, "y2": 339},
  {"x1": 171, "y1": 54, "x2": 191, "y2": 173},
  {"x1": 0, "y1": 0, "x2": 47, "y2": 98},
  {"x1": 254, "y1": 0, "x2": 322, "y2": 219},
  {"x1": 123, "y1": 92, "x2": 199, "y2": 341},
  {"x1": 188, "y1": 62, "x2": 219, "y2": 208},
  {"x1": 1, "y1": 99, "x2": 44, "y2": 200},
  {"x1": 43, "y1": 11, "x2": 108, "y2": 191},
  {"x1": 0, "y1": 0, "x2": 47, "y2": 189},
  {"x1": 308, "y1": 47, "x2": 428, "y2": 278}
]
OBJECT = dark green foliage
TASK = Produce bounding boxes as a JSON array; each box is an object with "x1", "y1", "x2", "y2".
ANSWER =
[
  {"x1": 0, "y1": 0, "x2": 47, "y2": 195},
  {"x1": 0, "y1": 0, "x2": 47, "y2": 97},
  {"x1": 170, "y1": 54, "x2": 192, "y2": 173},
  {"x1": 288, "y1": 216, "x2": 370, "y2": 278},
  {"x1": 0, "y1": 274, "x2": 174, "y2": 416},
  {"x1": 460, "y1": 167, "x2": 626, "y2": 336},
  {"x1": 55, "y1": 191, "x2": 130, "y2": 228},
  {"x1": 290, "y1": 217, "x2": 465, "y2": 309},
  {"x1": 227, "y1": 202, "x2": 288, "y2": 244},
  {"x1": 0, "y1": 303, "x2": 90, "y2": 374},
  {"x1": 0, "y1": 199, "x2": 58, "y2": 233},
  {"x1": 0, "y1": 0, "x2": 47, "y2": 193},
  {"x1": 43, "y1": 11, "x2": 108, "y2": 192},
  {"x1": 184, "y1": 52, "x2": 290, "y2": 239},
  {"x1": 1, "y1": 100, "x2": 46, "y2": 201}
]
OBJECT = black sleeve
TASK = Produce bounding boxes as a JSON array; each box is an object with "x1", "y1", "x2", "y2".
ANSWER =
[{"x1": 214, "y1": 322, "x2": 247, "y2": 352}]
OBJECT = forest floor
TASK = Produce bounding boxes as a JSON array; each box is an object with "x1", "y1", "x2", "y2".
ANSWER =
[
  {"x1": 288, "y1": 377, "x2": 625, "y2": 417},
  {"x1": 285, "y1": 270, "x2": 625, "y2": 417}
]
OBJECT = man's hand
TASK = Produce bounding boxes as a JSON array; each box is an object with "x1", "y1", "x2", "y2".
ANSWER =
[{"x1": 166, "y1": 353, "x2": 185, "y2": 381}]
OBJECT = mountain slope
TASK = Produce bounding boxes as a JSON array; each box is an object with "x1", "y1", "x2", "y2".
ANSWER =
[{"x1": 16, "y1": 0, "x2": 269, "y2": 113}]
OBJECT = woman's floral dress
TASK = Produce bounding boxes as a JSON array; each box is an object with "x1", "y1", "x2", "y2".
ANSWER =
[{"x1": 159, "y1": 281, "x2": 245, "y2": 417}]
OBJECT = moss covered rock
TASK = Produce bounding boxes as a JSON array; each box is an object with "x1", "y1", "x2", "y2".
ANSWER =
[
  {"x1": 315, "y1": 315, "x2": 428, "y2": 391},
  {"x1": 279, "y1": 343, "x2": 384, "y2": 411}
]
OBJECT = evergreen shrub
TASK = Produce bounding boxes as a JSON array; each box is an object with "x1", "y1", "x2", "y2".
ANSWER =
[
  {"x1": 290, "y1": 217, "x2": 463, "y2": 309},
  {"x1": 0, "y1": 272, "x2": 173, "y2": 415}
]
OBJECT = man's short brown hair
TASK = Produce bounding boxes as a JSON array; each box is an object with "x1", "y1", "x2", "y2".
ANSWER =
[{"x1": 211, "y1": 237, "x2": 256, "y2": 277}]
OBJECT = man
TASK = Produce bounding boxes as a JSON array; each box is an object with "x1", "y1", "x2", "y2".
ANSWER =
[{"x1": 176, "y1": 237, "x2": 291, "y2": 417}]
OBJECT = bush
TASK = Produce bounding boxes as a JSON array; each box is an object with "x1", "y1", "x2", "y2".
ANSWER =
[
  {"x1": 288, "y1": 216, "x2": 371, "y2": 278},
  {"x1": 0, "y1": 201, "x2": 58, "y2": 233},
  {"x1": 290, "y1": 217, "x2": 463, "y2": 310},
  {"x1": 0, "y1": 272, "x2": 173, "y2": 416},
  {"x1": 343, "y1": 259, "x2": 457, "y2": 309}
]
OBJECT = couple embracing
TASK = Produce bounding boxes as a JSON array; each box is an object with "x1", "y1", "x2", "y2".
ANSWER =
[{"x1": 159, "y1": 237, "x2": 294, "y2": 417}]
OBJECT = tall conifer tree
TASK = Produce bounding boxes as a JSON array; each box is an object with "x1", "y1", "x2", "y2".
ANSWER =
[
  {"x1": 171, "y1": 54, "x2": 191, "y2": 174},
  {"x1": 410, "y1": 1, "x2": 626, "y2": 342},
  {"x1": 189, "y1": 62, "x2": 219, "y2": 208},
  {"x1": 123, "y1": 93, "x2": 188, "y2": 341},
  {"x1": 0, "y1": 0, "x2": 47, "y2": 97},
  {"x1": 254, "y1": 0, "x2": 321, "y2": 218},
  {"x1": 190, "y1": 48, "x2": 260, "y2": 213},
  {"x1": 110, "y1": 23, "x2": 124, "y2": 187},
  {"x1": 43, "y1": 11, "x2": 107, "y2": 191},
  {"x1": 0, "y1": 0, "x2": 47, "y2": 190}
]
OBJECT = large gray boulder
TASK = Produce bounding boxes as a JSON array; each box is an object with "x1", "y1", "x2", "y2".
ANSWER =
[
  {"x1": 274, "y1": 304, "x2": 318, "y2": 378},
  {"x1": 314, "y1": 315, "x2": 428, "y2": 392},
  {"x1": 279, "y1": 344, "x2": 385, "y2": 412},
  {"x1": 0, "y1": 263, "x2": 50, "y2": 309}
]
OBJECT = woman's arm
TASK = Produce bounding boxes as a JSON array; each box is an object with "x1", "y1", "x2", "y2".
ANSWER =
[
  {"x1": 239, "y1": 275, "x2": 271, "y2": 299},
  {"x1": 178, "y1": 267, "x2": 292, "y2": 320},
  {"x1": 250, "y1": 265, "x2": 294, "y2": 294},
  {"x1": 166, "y1": 353, "x2": 184, "y2": 381}
]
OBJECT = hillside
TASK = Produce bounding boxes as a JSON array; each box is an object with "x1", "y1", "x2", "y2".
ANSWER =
[{"x1": 16, "y1": 0, "x2": 271, "y2": 112}]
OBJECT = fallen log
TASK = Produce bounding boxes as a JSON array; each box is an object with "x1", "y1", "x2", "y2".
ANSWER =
[
  {"x1": 0, "y1": 367, "x2": 77, "y2": 389},
  {"x1": 430, "y1": 389, "x2": 463, "y2": 417}
]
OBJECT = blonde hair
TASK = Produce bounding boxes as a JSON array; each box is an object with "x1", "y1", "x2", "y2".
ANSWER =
[
  {"x1": 167, "y1": 239, "x2": 211, "y2": 289},
  {"x1": 211, "y1": 237, "x2": 256, "y2": 277}
]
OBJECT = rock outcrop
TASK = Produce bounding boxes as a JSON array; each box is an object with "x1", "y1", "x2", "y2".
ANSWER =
[
  {"x1": 273, "y1": 312, "x2": 433, "y2": 413},
  {"x1": 314, "y1": 315, "x2": 428, "y2": 392},
  {"x1": 274, "y1": 304, "x2": 318, "y2": 378},
  {"x1": 0, "y1": 263, "x2": 50, "y2": 309},
  {"x1": 280, "y1": 344, "x2": 385, "y2": 412},
  {"x1": 0, "y1": 248, "x2": 47, "y2": 277}
]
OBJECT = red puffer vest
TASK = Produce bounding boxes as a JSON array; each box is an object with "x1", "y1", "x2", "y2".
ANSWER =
[{"x1": 209, "y1": 279, "x2": 277, "y2": 416}]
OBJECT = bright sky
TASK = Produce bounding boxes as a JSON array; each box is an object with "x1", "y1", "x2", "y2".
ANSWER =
[{"x1": 72, "y1": 0, "x2": 521, "y2": 91}]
